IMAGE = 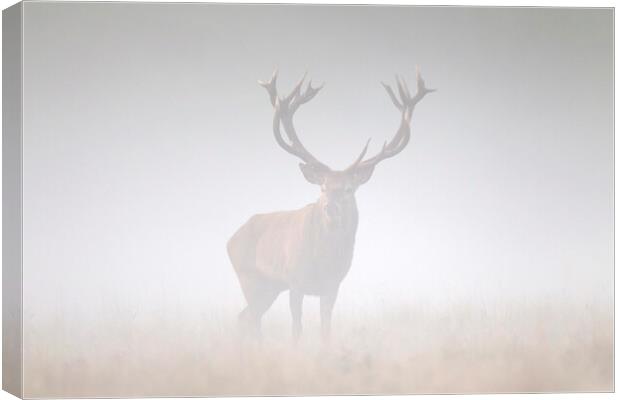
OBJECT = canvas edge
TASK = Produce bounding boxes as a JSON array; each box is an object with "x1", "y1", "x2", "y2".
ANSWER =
[{"x1": 2, "y1": 1, "x2": 24, "y2": 398}]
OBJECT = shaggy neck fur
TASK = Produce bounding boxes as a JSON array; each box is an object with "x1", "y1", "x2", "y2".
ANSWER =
[{"x1": 312, "y1": 196, "x2": 359, "y2": 239}]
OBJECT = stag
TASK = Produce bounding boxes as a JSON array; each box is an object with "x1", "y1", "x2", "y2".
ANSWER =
[{"x1": 227, "y1": 68, "x2": 434, "y2": 341}]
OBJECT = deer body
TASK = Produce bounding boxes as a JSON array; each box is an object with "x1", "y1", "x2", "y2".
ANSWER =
[
  {"x1": 229, "y1": 199, "x2": 358, "y2": 296},
  {"x1": 228, "y1": 69, "x2": 433, "y2": 341}
]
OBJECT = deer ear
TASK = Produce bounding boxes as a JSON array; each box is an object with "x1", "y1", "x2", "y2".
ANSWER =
[
  {"x1": 299, "y1": 163, "x2": 326, "y2": 185},
  {"x1": 351, "y1": 165, "x2": 375, "y2": 186}
]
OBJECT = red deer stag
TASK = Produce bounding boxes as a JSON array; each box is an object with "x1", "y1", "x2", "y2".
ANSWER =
[{"x1": 227, "y1": 68, "x2": 434, "y2": 341}]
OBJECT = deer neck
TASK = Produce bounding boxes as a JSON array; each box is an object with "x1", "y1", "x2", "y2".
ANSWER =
[{"x1": 312, "y1": 197, "x2": 359, "y2": 237}]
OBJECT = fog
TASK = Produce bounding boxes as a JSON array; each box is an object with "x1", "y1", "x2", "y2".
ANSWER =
[{"x1": 20, "y1": 3, "x2": 612, "y2": 396}]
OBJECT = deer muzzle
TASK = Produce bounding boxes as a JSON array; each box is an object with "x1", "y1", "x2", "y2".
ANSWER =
[{"x1": 323, "y1": 202, "x2": 343, "y2": 226}]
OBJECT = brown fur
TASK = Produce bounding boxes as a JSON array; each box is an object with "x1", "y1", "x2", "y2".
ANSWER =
[{"x1": 227, "y1": 194, "x2": 358, "y2": 339}]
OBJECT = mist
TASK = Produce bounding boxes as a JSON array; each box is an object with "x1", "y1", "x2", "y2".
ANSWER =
[{"x1": 20, "y1": 3, "x2": 612, "y2": 396}]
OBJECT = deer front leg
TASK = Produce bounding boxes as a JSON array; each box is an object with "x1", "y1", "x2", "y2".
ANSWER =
[
  {"x1": 289, "y1": 289, "x2": 304, "y2": 342},
  {"x1": 320, "y1": 287, "x2": 339, "y2": 343}
]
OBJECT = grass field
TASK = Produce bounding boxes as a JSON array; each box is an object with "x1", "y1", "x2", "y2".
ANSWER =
[{"x1": 23, "y1": 297, "x2": 612, "y2": 397}]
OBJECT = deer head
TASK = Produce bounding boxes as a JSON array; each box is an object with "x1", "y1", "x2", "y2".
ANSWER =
[{"x1": 259, "y1": 68, "x2": 434, "y2": 226}]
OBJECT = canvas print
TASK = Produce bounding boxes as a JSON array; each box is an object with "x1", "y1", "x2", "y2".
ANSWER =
[{"x1": 2, "y1": 2, "x2": 613, "y2": 398}]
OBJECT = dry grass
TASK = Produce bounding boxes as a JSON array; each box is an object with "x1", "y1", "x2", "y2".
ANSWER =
[{"x1": 23, "y1": 299, "x2": 613, "y2": 397}]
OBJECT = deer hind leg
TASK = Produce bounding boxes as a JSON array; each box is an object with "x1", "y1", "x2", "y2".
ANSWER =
[{"x1": 237, "y1": 272, "x2": 280, "y2": 338}]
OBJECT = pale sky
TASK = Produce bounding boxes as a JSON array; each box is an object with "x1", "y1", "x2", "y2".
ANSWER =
[{"x1": 21, "y1": 3, "x2": 613, "y2": 324}]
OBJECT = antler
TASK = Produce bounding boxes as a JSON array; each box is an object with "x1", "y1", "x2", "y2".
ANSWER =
[
  {"x1": 346, "y1": 67, "x2": 435, "y2": 171},
  {"x1": 259, "y1": 70, "x2": 329, "y2": 169}
]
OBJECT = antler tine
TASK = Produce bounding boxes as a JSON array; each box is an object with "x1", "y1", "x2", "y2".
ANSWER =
[
  {"x1": 417, "y1": 66, "x2": 436, "y2": 92},
  {"x1": 294, "y1": 80, "x2": 324, "y2": 109},
  {"x1": 350, "y1": 68, "x2": 433, "y2": 170},
  {"x1": 410, "y1": 66, "x2": 436, "y2": 106},
  {"x1": 357, "y1": 118, "x2": 411, "y2": 168},
  {"x1": 403, "y1": 67, "x2": 436, "y2": 122},
  {"x1": 283, "y1": 71, "x2": 307, "y2": 104},
  {"x1": 258, "y1": 69, "x2": 278, "y2": 106},
  {"x1": 260, "y1": 70, "x2": 329, "y2": 169},
  {"x1": 396, "y1": 74, "x2": 411, "y2": 104},
  {"x1": 345, "y1": 138, "x2": 372, "y2": 171},
  {"x1": 382, "y1": 82, "x2": 404, "y2": 111}
]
